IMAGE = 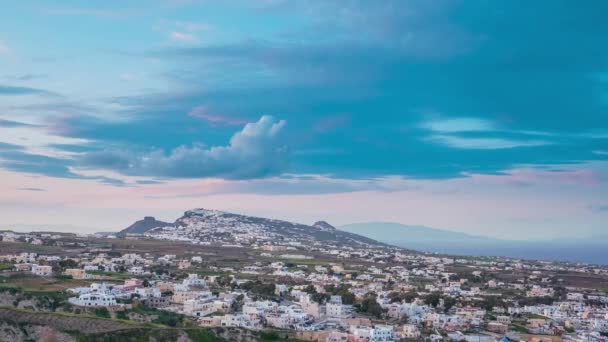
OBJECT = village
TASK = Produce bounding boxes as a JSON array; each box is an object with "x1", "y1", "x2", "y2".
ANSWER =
[{"x1": 1, "y1": 230, "x2": 608, "y2": 342}]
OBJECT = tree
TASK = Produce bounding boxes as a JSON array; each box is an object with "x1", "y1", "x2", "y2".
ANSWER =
[
  {"x1": 325, "y1": 284, "x2": 356, "y2": 305},
  {"x1": 425, "y1": 293, "x2": 441, "y2": 307},
  {"x1": 358, "y1": 293, "x2": 385, "y2": 318},
  {"x1": 312, "y1": 292, "x2": 330, "y2": 304},
  {"x1": 443, "y1": 296, "x2": 457, "y2": 312},
  {"x1": 231, "y1": 294, "x2": 245, "y2": 312},
  {"x1": 59, "y1": 259, "x2": 78, "y2": 270},
  {"x1": 94, "y1": 307, "x2": 111, "y2": 318},
  {"x1": 303, "y1": 284, "x2": 317, "y2": 294},
  {"x1": 388, "y1": 291, "x2": 418, "y2": 304}
]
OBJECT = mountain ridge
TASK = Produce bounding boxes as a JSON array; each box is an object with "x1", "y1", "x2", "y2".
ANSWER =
[{"x1": 123, "y1": 208, "x2": 388, "y2": 248}]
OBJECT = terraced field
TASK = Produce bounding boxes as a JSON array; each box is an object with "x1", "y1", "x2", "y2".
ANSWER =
[{"x1": 0, "y1": 307, "x2": 138, "y2": 334}]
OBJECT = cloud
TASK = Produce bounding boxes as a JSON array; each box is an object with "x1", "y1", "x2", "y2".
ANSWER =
[
  {"x1": 419, "y1": 116, "x2": 557, "y2": 150},
  {"x1": 0, "y1": 85, "x2": 59, "y2": 97},
  {"x1": 17, "y1": 188, "x2": 46, "y2": 192},
  {"x1": 0, "y1": 119, "x2": 38, "y2": 128},
  {"x1": 425, "y1": 134, "x2": 552, "y2": 150},
  {"x1": 2, "y1": 74, "x2": 47, "y2": 82},
  {"x1": 188, "y1": 106, "x2": 246, "y2": 126},
  {"x1": 0, "y1": 142, "x2": 25, "y2": 151},
  {"x1": 79, "y1": 115, "x2": 288, "y2": 179},
  {"x1": 421, "y1": 117, "x2": 496, "y2": 133},
  {"x1": 0, "y1": 149, "x2": 77, "y2": 178},
  {"x1": 3, "y1": 1, "x2": 606, "y2": 183}
]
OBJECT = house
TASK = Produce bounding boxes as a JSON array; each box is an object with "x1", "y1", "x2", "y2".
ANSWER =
[
  {"x1": 122, "y1": 278, "x2": 143, "y2": 291},
  {"x1": 64, "y1": 268, "x2": 91, "y2": 279},
  {"x1": 128, "y1": 266, "x2": 145, "y2": 276},
  {"x1": 191, "y1": 256, "x2": 203, "y2": 263},
  {"x1": 398, "y1": 324, "x2": 420, "y2": 339},
  {"x1": 184, "y1": 298, "x2": 218, "y2": 317},
  {"x1": 143, "y1": 296, "x2": 170, "y2": 308},
  {"x1": 183, "y1": 273, "x2": 206, "y2": 287},
  {"x1": 275, "y1": 284, "x2": 289, "y2": 296},
  {"x1": 134, "y1": 287, "x2": 162, "y2": 298},
  {"x1": 31, "y1": 264, "x2": 53, "y2": 276},
  {"x1": 14, "y1": 263, "x2": 31, "y2": 272},
  {"x1": 172, "y1": 291, "x2": 200, "y2": 304},
  {"x1": 178, "y1": 260, "x2": 192, "y2": 270},
  {"x1": 326, "y1": 295, "x2": 344, "y2": 318},
  {"x1": 83, "y1": 265, "x2": 99, "y2": 272},
  {"x1": 69, "y1": 292, "x2": 117, "y2": 307},
  {"x1": 370, "y1": 325, "x2": 394, "y2": 342}
]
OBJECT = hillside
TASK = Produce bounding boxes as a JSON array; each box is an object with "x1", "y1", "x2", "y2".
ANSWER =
[
  {"x1": 145, "y1": 208, "x2": 385, "y2": 248},
  {"x1": 117, "y1": 216, "x2": 171, "y2": 237}
]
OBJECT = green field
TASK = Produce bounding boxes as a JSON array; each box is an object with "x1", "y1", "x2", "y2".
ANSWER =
[{"x1": 0, "y1": 274, "x2": 93, "y2": 293}]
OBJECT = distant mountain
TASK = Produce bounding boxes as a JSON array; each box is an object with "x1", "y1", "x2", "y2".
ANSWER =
[
  {"x1": 339, "y1": 222, "x2": 499, "y2": 254},
  {"x1": 118, "y1": 217, "x2": 171, "y2": 237},
  {"x1": 339, "y1": 222, "x2": 608, "y2": 264},
  {"x1": 146, "y1": 208, "x2": 385, "y2": 248},
  {"x1": 340, "y1": 222, "x2": 492, "y2": 244},
  {"x1": 4, "y1": 223, "x2": 99, "y2": 234}
]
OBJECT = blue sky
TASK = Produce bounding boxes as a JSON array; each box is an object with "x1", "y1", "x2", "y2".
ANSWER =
[{"x1": 0, "y1": 0, "x2": 607, "y2": 238}]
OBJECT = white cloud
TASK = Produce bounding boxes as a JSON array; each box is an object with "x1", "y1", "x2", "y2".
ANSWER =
[
  {"x1": 80, "y1": 115, "x2": 288, "y2": 179},
  {"x1": 0, "y1": 126, "x2": 90, "y2": 158},
  {"x1": 426, "y1": 134, "x2": 552, "y2": 150},
  {"x1": 421, "y1": 117, "x2": 495, "y2": 133}
]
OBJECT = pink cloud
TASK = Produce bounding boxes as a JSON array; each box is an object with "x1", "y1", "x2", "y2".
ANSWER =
[
  {"x1": 466, "y1": 168, "x2": 601, "y2": 187},
  {"x1": 187, "y1": 106, "x2": 247, "y2": 126}
]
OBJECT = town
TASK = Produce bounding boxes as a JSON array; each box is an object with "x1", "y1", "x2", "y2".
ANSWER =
[{"x1": 1, "y1": 228, "x2": 607, "y2": 342}]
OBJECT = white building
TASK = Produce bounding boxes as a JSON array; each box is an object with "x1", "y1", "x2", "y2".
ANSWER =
[
  {"x1": 183, "y1": 273, "x2": 206, "y2": 287},
  {"x1": 31, "y1": 264, "x2": 53, "y2": 276},
  {"x1": 69, "y1": 292, "x2": 117, "y2": 307},
  {"x1": 128, "y1": 266, "x2": 145, "y2": 276},
  {"x1": 370, "y1": 325, "x2": 394, "y2": 342},
  {"x1": 326, "y1": 295, "x2": 344, "y2": 318}
]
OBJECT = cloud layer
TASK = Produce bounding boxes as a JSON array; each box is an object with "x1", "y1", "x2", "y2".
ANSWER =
[{"x1": 79, "y1": 115, "x2": 288, "y2": 179}]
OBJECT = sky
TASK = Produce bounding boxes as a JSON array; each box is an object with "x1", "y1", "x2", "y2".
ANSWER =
[{"x1": 0, "y1": 0, "x2": 607, "y2": 240}]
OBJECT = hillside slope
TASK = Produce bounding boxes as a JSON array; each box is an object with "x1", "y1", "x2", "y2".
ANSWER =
[
  {"x1": 117, "y1": 216, "x2": 171, "y2": 237},
  {"x1": 145, "y1": 208, "x2": 385, "y2": 248}
]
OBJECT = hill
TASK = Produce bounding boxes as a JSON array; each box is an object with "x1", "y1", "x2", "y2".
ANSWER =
[
  {"x1": 117, "y1": 216, "x2": 171, "y2": 237},
  {"x1": 144, "y1": 208, "x2": 385, "y2": 248}
]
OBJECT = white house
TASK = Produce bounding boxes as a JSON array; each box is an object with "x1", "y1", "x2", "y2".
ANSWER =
[
  {"x1": 183, "y1": 273, "x2": 206, "y2": 287},
  {"x1": 69, "y1": 292, "x2": 117, "y2": 307},
  {"x1": 31, "y1": 264, "x2": 53, "y2": 276}
]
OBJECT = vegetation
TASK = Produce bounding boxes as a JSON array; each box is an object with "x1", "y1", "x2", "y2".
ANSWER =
[
  {"x1": 388, "y1": 290, "x2": 417, "y2": 304},
  {"x1": 356, "y1": 293, "x2": 385, "y2": 318},
  {"x1": 94, "y1": 307, "x2": 111, "y2": 318},
  {"x1": 324, "y1": 284, "x2": 356, "y2": 304},
  {"x1": 238, "y1": 279, "x2": 276, "y2": 298}
]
